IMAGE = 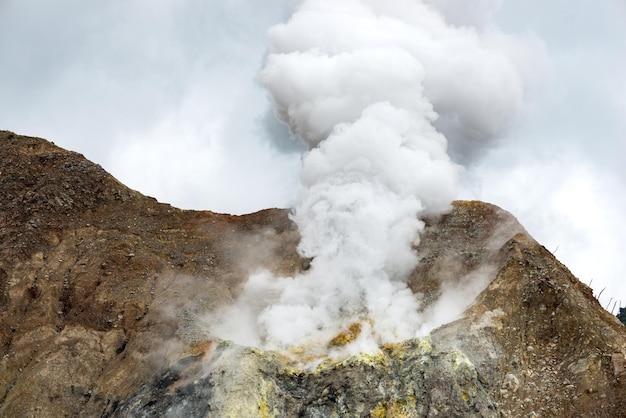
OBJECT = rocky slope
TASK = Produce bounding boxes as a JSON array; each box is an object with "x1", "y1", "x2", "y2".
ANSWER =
[{"x1": 1, "y1": 131, "x2": 625, "y2": 417}]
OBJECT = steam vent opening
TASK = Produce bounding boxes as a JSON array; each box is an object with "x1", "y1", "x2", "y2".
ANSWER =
[{"x1": 203, "y1": 199, "x2": 526, "y2": 365}]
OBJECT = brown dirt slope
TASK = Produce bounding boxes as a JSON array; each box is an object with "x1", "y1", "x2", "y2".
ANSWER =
[{"x1": 0, "y1": 131, "x2": 302, "y2": 416}]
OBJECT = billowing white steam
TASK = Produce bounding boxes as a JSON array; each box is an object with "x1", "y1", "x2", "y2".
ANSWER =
[{"x1": 210, "y1": 0, "x2": 530, "y2": 359}]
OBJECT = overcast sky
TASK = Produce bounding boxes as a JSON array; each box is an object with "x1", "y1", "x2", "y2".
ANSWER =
[{"x1": 1, "y1": 0, "x2": 624, "y2": 308}]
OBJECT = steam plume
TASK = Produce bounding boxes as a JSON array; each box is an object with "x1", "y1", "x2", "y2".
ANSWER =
[{"x1": 210, "y1": 0, "x2": 530, "y2": 359}]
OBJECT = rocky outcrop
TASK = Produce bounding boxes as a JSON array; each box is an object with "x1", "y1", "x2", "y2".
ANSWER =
[
  {"x1": 1, "y1": 131, "x2": 625, "y2": 417},
  {"x1": 112, "y1": 339, "x2": 497, "y2": 418}
]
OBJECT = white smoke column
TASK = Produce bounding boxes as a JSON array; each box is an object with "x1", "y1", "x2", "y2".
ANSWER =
[{"x1": 211, "y1": 0, "x2": 528, "y2": 359}]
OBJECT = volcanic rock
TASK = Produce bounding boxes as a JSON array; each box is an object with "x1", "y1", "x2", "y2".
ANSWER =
[{"x1": 1, "y1": 131, "x2": 625, "y2": 417}]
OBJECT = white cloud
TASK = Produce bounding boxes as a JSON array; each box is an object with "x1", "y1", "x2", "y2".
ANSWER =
[{"x1": 1, "y1": 0, "x2": 624, "y2": 311}]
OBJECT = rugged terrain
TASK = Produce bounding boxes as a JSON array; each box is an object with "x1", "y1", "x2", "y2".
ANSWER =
[{"x1": 1, "y1": 131, "x2": 625, "y2": 417}]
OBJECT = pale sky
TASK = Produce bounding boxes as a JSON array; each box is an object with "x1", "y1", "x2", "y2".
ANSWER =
[{"x1": 1, "y1": 0, "x2": 624, "y2": 309}]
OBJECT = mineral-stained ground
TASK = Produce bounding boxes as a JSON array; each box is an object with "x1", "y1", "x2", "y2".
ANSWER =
[{"x1": 1, "y1": 130, "x2": 625, "y2": 417}]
